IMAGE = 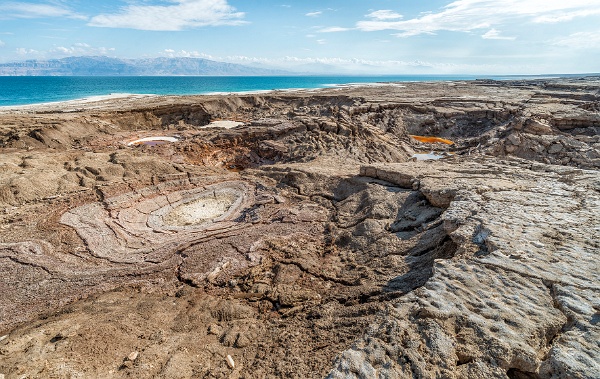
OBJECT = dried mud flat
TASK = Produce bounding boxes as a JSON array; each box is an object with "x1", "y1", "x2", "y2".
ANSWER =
[{"x1": 0, "y1": 78, "x2": 599, "y2": 379}]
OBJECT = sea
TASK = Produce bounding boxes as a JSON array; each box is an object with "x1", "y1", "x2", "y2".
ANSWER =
[{"x1": 0, "y1": 75, "x2": 568, "y2": 107}]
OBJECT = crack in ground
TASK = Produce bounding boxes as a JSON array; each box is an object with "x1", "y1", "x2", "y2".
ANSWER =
[
  {"x1": 0, "y1": 254, "x2": 56, "y2": 277},
  {"x1": 540, "y1": 281, "x2": 572, "y2": 361}
]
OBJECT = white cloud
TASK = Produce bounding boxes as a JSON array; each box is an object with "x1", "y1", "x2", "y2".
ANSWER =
[
  {"x1": 16, "y1": 47, "x2": 40, "y2": 56},
  {"x1": 355, "y1": 0, "x2": 600, "y2": 37},
  {"x1": 219, "y1": 55, "x2": 432, "y2": 68},
  {"x1": 533, "y1": 9, "x2": 600, "y2": 23},
  {"x1": 51, "y1": 43, "x2": 115, "y2": 56},
  {"x1": 160, "y1": 49, "x2": 213, "y2": 59},
  {"x1": 42, "y1": 35, "x2": 68, "y2": 40},
  {"x1": 88, "y1": 0, "x2": 246, "y2": 31},
  {"x1": 0, "y1": 2, "x2": 86, "y2": 20},
  {"x1": 14, "y1": 43, "x2": 114, "y2": 59},
  {"x1": 366, "y1": 10, "x2": 403, "y2": 20},
  {"x1": 318, "y1": 26, "x2": 352, "y2": 33},
  {"x1": 193, "y1": 53, "x2": 543, "y2": 74},
  {"x1": 481, "y1": 29, "x2": 515, "y2": 40},
  {"x1": 306, "y1": 11, "x2": 322, "y2": 17},
  {"x1": 316, "y1": 39, "x2": 326, "y2": 45},
  {"x1": 0, "y1": 40, "x2": 5, "y2": 47},
  {"x1": 553, "y1": 31, "x2": 600, "y2": 49}
]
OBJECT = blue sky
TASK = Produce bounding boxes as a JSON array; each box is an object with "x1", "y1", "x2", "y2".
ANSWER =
[{"x1": 0, "y1": 0, "x2": 599, "y2": 74}]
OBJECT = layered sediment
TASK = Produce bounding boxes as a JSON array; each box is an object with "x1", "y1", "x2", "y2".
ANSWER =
[{"x1": 0, "y1": 78, "x2": 598, "y2": 378}]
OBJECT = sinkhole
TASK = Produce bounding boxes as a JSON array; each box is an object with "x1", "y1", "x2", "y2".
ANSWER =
[
  {"x1": 163, "y1": 190, "x2": 240, "y2": 226},
  {"x1": 147, "y1": 183, "x2": 248, "y2": 231}
]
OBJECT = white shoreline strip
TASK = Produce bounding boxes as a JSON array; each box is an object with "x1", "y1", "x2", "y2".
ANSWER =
[
  {"x1": 0, "y1": 82, "x2": 406, "y2": 111},
  {"x1": 0, "y1": 93, "x2": 156, "y2": 111}
]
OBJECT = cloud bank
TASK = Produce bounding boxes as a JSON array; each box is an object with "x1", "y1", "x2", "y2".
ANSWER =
[
  {"x1": 481, "y1": 29, "x2": 515, "y2": 40},
  {"x1": 15, "y1": 43, "x2": 115, "y2": 58},
  {"x1": 0, "y1": 2, "x2": 85, "y2": 20},
  {"x1": 553, "y1": 31, "x2": 600, "y2": 49},
  {"x1": 355, "y1": 0, "x2": 600, "y2": 37},
  {"x1": 88, "y1": 0, "x2": 246, "y2": 31},
  {"x1": 365, "y1": 10, "x2": 403, "y2": 21},
  {"x1": 52, "y1": 43, "x2": 116, "y2": 56}
]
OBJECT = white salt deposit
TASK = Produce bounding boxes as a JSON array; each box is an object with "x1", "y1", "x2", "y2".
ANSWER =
[
  {"x1": 163, "y1": 192, "x2": 238, "y2": 226},
  {"x1": 411, "y1": 152, "x2": 448, "y2": 161},
  {"x1": 127, "y1": 136, "x2": 180, "y2": 146},
  {"x1": 204, "y1": 120, "x2": 244, "y2": 129}
]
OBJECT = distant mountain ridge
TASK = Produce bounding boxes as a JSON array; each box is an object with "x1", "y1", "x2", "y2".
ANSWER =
[{"x1": 0, "y1": 56, "x2": 291, "y2": 76}]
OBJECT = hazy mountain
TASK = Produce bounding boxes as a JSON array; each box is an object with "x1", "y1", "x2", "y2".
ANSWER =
[{"x1": 0, "y1": 56, "x2": 292, "y2": 76}]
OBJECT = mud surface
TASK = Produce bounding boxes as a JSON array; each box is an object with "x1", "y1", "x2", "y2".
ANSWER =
[{"x1": 0, "y1": 78, "x2": 599, "y2": 378}]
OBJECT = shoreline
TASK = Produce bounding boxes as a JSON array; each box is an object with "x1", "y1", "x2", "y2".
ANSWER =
[
  {"x1": 0, "y1": 86, "x2": 337, "y2": 112},
  {"x1": 0, "y1": 93, "x2": 157, "y2": 111},
  {"x1": 1, "y1": 74, "x2": 598, "y2": 111},
  {"x1": 0, "y1": 88, "x2": 317, "y2": 110},
  {"x1": 2, "y1": 73, "x2": 598, "y2": 109}
]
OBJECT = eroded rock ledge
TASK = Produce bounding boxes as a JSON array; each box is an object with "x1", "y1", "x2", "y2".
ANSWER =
[
  {"x1": 329, "y1": 160, "x2": 599, "y2": 378},
  {"x1": 0, "y1": 78, "x2": 598, "y2": 378}
]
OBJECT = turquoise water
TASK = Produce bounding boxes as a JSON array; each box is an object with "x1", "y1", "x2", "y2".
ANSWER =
[{"x1": 0, "y1": 75, "x2": 565, "y2": 106}]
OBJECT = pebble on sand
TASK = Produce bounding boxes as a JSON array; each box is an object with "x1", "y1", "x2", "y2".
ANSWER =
[
  {"x1": 226, "y1": 354, "x2": 235, "y2": 369},
  {"x1": 128, "y1": 351, "x2": 139, "y2": 361}
]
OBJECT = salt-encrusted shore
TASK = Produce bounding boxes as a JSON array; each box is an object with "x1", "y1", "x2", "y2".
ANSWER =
[{"x1": 0, "y1": 78, "x2": 599, "y2": 378}]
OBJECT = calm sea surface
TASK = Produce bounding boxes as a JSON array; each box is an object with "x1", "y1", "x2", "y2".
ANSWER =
[{"x1": 0, "y1": 75, "x2": 559, "y2": 106}]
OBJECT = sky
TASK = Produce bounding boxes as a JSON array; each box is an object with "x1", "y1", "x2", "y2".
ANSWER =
[{"x1": 0, "y1": 0, "x2": 599, "y2": 74}]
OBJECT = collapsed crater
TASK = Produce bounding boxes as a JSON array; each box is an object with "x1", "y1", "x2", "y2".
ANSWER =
[
  {"x1": 159, "y1": 185, "x2": 245, "y2": 228},
  {"x1": 164, "y1": 194, "x2": 235, "y2": 226},
  {"x1": 61, "y1": 180, "x2": 252, "y2": 263}
]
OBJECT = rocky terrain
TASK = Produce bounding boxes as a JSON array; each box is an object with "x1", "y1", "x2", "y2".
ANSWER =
[{"x1": 0, "y1": 78, "x2": 598, "y2": 378}]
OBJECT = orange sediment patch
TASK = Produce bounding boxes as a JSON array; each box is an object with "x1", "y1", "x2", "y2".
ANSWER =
[{"x1": 409, "y1": 135, "x2": 454, "y2": 145}]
